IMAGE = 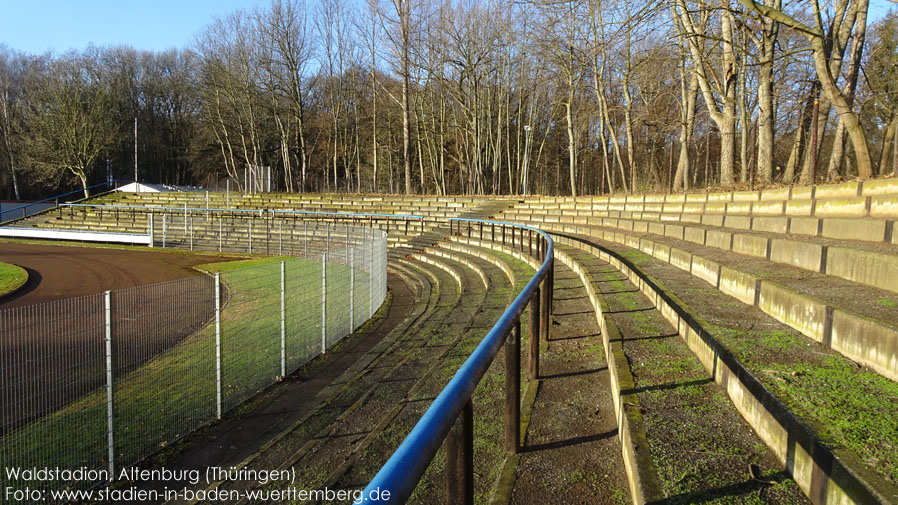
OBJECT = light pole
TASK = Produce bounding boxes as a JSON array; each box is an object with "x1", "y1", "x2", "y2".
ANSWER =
[{"x1": 522, "y1": 125, "x2": 533, "y2": 196}]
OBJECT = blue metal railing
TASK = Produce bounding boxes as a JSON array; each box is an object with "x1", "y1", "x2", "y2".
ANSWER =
[
  {"x1": 0, "y1": 181, "x2": 122, "y2": 224},
  {"x1": 360, "y1": 217, "x2": 554, "y2": 504}
]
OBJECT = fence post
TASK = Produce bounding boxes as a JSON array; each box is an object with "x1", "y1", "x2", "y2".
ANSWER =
[
  {"x1": 215, "y1": 273, "x2": 222, "y2": 419},
  {"x1": 349, "y1": 248, "x2": 355, "y2": 332},
  {"x1": 447, "y1": 400, "x2": 474, "y2": 505},
  {"x1": 321, "y1": 251, "x2": 327, "y2": 353},
  {"x1": 147, "y1": 213, "x2": 154, "y2": 247},
  {"x1": 249, "y1": 219, "x2": 253, "y2": 255},
  {"x1": 369, "y1": 229, "x2": 374, "y2": 318},
  {"x1": 189, "y1": 215, "x2": 194, "y2": 251},
  {"x1": 184, "y1": 202, "x2": 187, "y2": 235},
  {"x1": 219, "y1": 218, "x2": 223, "y2": 253},
  {"x1": 304, "y1": 221, "x2": 308, "y2": 257},
  {"x1": 280, "y1": 261, "x2": 286, "y2": 378},
  {"x1": 529, "y1": 288, "x2": 540, "y2": 380},
  {"x1": 279, "y1": 221, "x2": 283, "y2": 256},
  {"x1": 162, "y1": 214, "x2": 167, "y2": 248},
  {"x1": 505, "y1": 320, "x2": 521, "y2": 454},
  {"x1": 104, "y1": 290, "x2": 115, "y2": 480}
]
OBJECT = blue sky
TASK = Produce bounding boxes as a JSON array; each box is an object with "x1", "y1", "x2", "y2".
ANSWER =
[
  {"x1": 0, "y1": 0, "x2": 895, "y2": 56},
  {"x1": 0, "y1": 0, "x2": 268, "y2": 54}
]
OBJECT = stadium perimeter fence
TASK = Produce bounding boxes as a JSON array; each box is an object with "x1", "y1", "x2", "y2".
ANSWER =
[{"x1": 0, "y1": 219, "x2": 387, "y2": 495}]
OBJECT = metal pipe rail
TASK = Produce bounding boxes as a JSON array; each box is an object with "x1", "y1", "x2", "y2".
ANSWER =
[
  {"x1": 57, "y1": 203, "x2": 430, "y2": 237},
  {"x1": 0, "y1": 180, "x2": 123, "y2": 224},
  {"x1": 359, "y1": 217, "x2": 554, "y2": 505}
]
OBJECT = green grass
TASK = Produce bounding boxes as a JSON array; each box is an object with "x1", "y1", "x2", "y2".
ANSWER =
[
  {"x1": 0, "y1": 257, "x2": 372, "y2": 492},
  {"x1": 0, "y1": 261, "x2": 27, "y2": 296}
]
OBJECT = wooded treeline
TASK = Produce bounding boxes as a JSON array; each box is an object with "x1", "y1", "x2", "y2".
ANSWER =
[{"x1": 1, "y1": 0, "x2": 896, "y2": 199}]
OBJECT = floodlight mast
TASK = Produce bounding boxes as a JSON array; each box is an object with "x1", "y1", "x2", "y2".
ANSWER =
[{"x1": 134, "y1": 117, "x2": 139, "y2": 192}]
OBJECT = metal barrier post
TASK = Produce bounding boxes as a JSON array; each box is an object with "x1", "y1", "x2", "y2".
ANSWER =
[
  {"x1": 350, "y1": 248, "x2": 355, "y2": 332},
  {"x1": 219, "y1": 218, "x2": 223, "y2": 253},
  {"x1": 280, "y1": 261, "x2": 286, "y2": 378},
  {"x1": 529, "y1": 288, "x2": 540, "y2": 380},
  {"x1": 249, "y1": 219, "x2": 253, "y2": 255},
  {"x1": 505, "y1": 321, "x2": 520, "y2": 454},
  {"x1": 215, "y1": 273, "x2": 222, "y2": 419},
  {"x1": 104, "y1": 290, "x2": 115, "y2": 480},
  {"x1": 447, "y1": 400, "x2": 474, "y2": 505},
  {"x1": 162, "y1": 214, "x2": 167, "y2": 248},
  {"x1": 147, "y1": 213, "x2": 154, "y2": 247},
  {"x1": 541, "y1": 255, "x2": 550, "y2": 343},
  {"x1": 321, "y1": 251, "x2": 327, "y2": 353}
]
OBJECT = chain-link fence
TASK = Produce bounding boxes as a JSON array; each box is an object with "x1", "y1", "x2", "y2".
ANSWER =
[{"x1": 0, "y1": 222, "x2": 386, "y2": 496}]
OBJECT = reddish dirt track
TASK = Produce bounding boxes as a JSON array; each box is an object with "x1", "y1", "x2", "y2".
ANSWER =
[
  {"x1": 0, "y1": 241, "x2": 235, "y2": 309},
  {"x1": 0, "y1": 241, "x2": 238, "y2": 430}
]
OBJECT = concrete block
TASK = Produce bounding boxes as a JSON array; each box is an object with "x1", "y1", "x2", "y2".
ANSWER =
[
  {"x1": 785, "y1": 200, "x2": 813, "y2": 216},
  {"x1": 760, "y1": 187, "x2": 792, "y2": 201},
  {"x1": 617, "y1": 219, "x2": 635, "y2": 231},
  {"x1": 815, "y1": 181, "x2": 860, "y2": 199},
  {"x1": 627, "y1": 195, "x2": 645, "y2": 203},
  {"x1": 752, "y1": 201, "x2": 786, "y2": 216},
  {"x1": 814, "y1": 196, "x2": 869, "y2": 217},
  {"x1": 705, "y1": 202, "x2": 728, "y2": 213},
  {"x1": 732, "y1": 234, "x2": 770, "y2": 258},
  {"x1": 691, "y1": 255, "x2": 721, "y2": 287},
  {"x1": 789, "y1": 217, "x2": 820, "y2": 236},
  {"x1": 665, "y1": 193, "x2": 686, "y2": 203},
  {"x1": 791, "y1": 186, "x2": 815, "y2": 200},
  {"x1": 706, "y1": 229, "x2": 733, "y2": 250},
  {"x1": 663, "y1": 203, "x2": 684, "y2": 213},
  {"x1": 724, "y1": 215, "x2": 752, "y2": 230},
  {"x1": 830, "y1": 309, "x2": 898, "y2": 381},
  {"x1": 665, "y1": 224, "x2": 685, "y2": 240},
  {"x1": 680, "y1": 214, "x2": 702, "y2": 224},
  {"x1": 644, "y1": 203, "x2": 663, "y2": 213},
  {"x1": 702, "y1": 214, "x2": 724, "y2": 227},
  {"x1": 752, "y1": 216, "x2": 789, "y2": 234},
  {"x1": 727, "y1": 202, "x2": 753, "y2": 214},
  {"x1": 625, "y1": 235, "x2": 641, "y2": 249},
  {"x1": 708, "y1": 192, "x2": 732, "y2": 202},
  {"x1": 733, "y1": 190, "x2": 761, "y2": 202},
  {"x1": 860, "y1": 177, "x2": 898, "y2": 197},
  {"x1": 821, "y1": 218, "x2": 887, "y2": 242},
  {"x1": 826, "y1": 246, "x2": 898, "y2": 294},
  {"x1": 653, "y1": 242, "x2": 671, "y2": 262},
  {"x1": 869, "y1": 195, "x2": 898, "y2": 218},
  {"x1": 610, "y1": 202, "x2": 625, "y2": 211},
  {"x1": 683, "y1": 226, "x2": 706, "y2": 245},
  {"x1": 719, "y1": 266, "x2": 759, "y2": 305},
  {"x1": 686, "y1": 193, "x2": 707, "y2": 203},
  {"x1": 683, "y1": 203, "x2": 705, "y2": 214},
  {"x1": 633, "y1": 221, "x2": 649, "y2": 233},
  {"x1": 769, "y1": 239, "x2": 823, "y2": 272},
  {"x1": 644, "y1": 194, "x2": 665, "y2": 203},
  {"x1": 610, "y1": 195, "x2": 627, "y2": 203},
  {"x1": 621, "y1": 211, "x2": 633, "y2": 219},
  {"x1": 659, "y1": 214, "x2": 681, "y2": 222},
  {"x1": 625, "y1": 203, "x2": 645, "y2": 212},
  {"x1": 648, "y1": 222, "x2": 665, "y2": 236},
  {"x1": 670, "y1": 247, "x2": 692, "y2": 271},
  {"x1": 758, "y1": 281, "x2": 827, "y2": 342},
  {"x1": 639, "y1": 238, "x2": 655, "y2": 255}
]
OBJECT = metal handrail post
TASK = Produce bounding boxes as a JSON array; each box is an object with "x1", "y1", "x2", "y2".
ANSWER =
[{"x1": 505, "y1": 321, "x2": 520, "y2": 454}]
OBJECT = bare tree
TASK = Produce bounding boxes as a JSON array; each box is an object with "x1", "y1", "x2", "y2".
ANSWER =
[{"x1": 22, "y1": 52, "x2": 118, "y2": 196}]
